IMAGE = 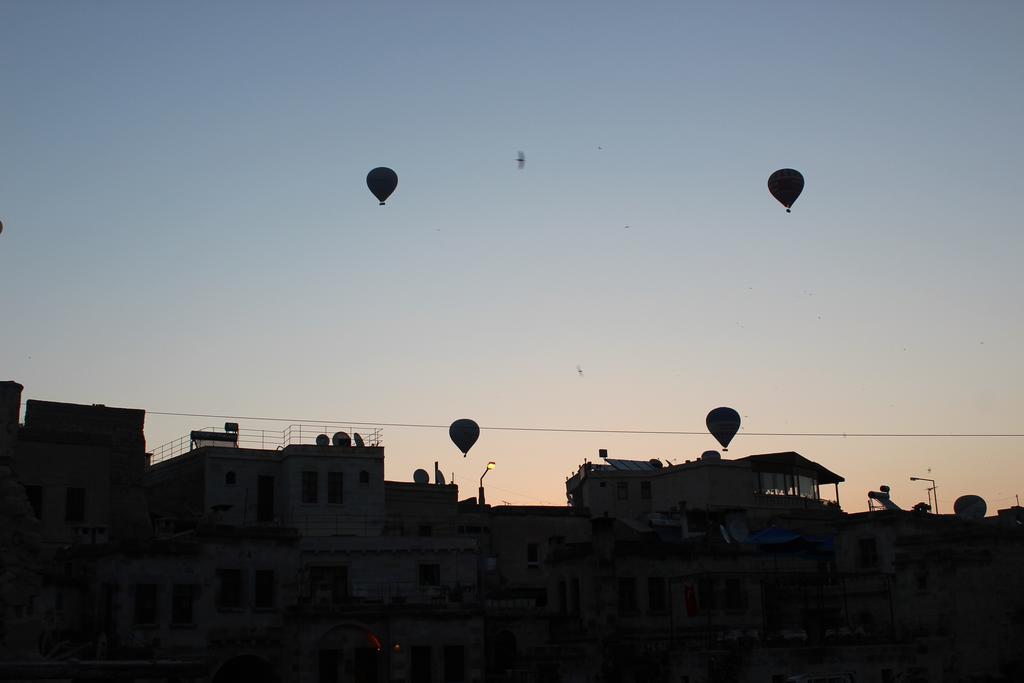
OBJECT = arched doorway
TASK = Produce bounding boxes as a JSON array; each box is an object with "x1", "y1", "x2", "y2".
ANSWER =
[
  {"x1": 316, "y1": 623, "x2": 383, "y2": 683},
  {"x1": 212, "y1": 654, "x2": 274, "y2": 683}
]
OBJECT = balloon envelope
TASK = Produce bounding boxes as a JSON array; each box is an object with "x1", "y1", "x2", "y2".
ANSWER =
[
  {"x1": 706, "y1": 407, "x2": 741, "y2": 450},
  {"x1": 449, "y1": 419, "x2": 480, "y2": 456},
  {"x1": 768, "y1": 168, "x2": 804, "y2": 212},
  {"x1": 367, "y1": 167, "x2": 398, "y2": 205}
]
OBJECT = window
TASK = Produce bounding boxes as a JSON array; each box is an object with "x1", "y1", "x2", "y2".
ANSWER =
[
  {"x1": 858, "y1": 538, "x2": 878, "y2": 568},
  {"x1": 698, "y1": 578, "x2": 716, "y2": 609},
  {"x1": 25, "y1": 485, "x2": 42, "y2": 520},
  {"x1": 134, "y1": 584, "x2": 158, "y2": 624},
  {"x1": 254, "y1": 570, "x2": 275, "y2": 608},
  {"x1": 411, "y1": 646, "x2": 431, "y2": 683},
  {"x1": 310, "y1": 566, "x2": 348, "y2": 604},
  {"x1": 359, "y1": 470, "x2": 370, "y2": 484},
  {"x1": 65, "y1": 487, "x2": 85, "y2": 522},
  {"x1": 225, "y1": 471, "x2": 236, "y2": 486},
  {"x1": 302, "y1": 471, "x2": 318, "y2": 504},
  {"x1": 171, "y1": 584, "x2": 195, "y2": 624},
  {"x1": 418, "y1": 563, "x2": 440, "y2": 587},
  {"x1": 618, "y1": 577, "x2": 637, "y2": 613},
  {"x1": 256, "y1": 475, "x2": 274, "y2": 522},
  {"x1": 797, "y1": 474, "x2": 817, "y2": 499},
  {"x1": 640, "y1": 481, "x2": 651, "y2": 500},
  {"x1": 570, "y1": 578, "x2": 580, "y2": 615},
  {"x1": 443, "y1": 645, "x2": 465, "y2": 683},
  {"x1": 725, "y1": 578, "x2": 746, "y2": 609},
  {"x1": 328, "y1": 472, "x2": 343, "y2": 504},
  {"x1": 216, "y1": 569, "x2": 243, "y2": 609},
  {"x1": 558, "y1": 580, "x2": 567, "y2": 613},
  {"x1": 617, "y1": 482, "x2": 628, "y2": 500},
  {"x1": 648, "y1": 577, "x2": 666, "y2": 612},
  {"x1": 319, "y1": 649, "x2": 340, "y2": 683},
  {"x1": 527, "y1": 542, "x2": 540, "y2": 568},
  {"x1": 418, "y1": 524, "x2": 432, "y2": 537}
]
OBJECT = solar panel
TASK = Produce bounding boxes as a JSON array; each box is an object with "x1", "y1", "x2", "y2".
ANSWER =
[{"x1": 606, "y1": 458, "x2": 657, "y2": 471}]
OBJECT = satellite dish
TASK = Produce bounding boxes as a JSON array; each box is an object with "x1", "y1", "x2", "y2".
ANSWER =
[
  {"x1": 332, "y1": 431, "x2": 351, "y2": 447},
  {"x1": 315, "y1": 434, "x2": 330, "y2": 446},
  {"x1": 353, "y1": 433, "x2": 365, "y2": 447},
  {"x1": 701, "y1": 450, "x2": 722, "y2": 461},
  {"x1": 725, "y1": 513, "x2": 750, "y2": 543},
  {"x1": 953, "y1": 495, "x2": 987, "y2": 520},
  {"x1": 413, "y1": 469, "x2": 430, "y2": 484},
  {"x1": 649, "y1": 458, "x2": 663, "y2": 468},
  {"x1": 435, "y1": 470, "x2": 446, "y2": 485},
  {"x1": 706, "y1": 407, "x2": 741, "y2": 451},
  {"x1": 449, "y1": 419, "x2": 480, "y2": 457}
]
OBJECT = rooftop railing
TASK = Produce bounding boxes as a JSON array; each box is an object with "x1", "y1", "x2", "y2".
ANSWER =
[{"x1": 148, "y1": 424, "x2": 383, "y2": 465}]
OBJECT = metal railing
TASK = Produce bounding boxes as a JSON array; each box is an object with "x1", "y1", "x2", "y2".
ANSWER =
[{"x1": 148, "y1": 424, "x2": 383, "y2": 465}]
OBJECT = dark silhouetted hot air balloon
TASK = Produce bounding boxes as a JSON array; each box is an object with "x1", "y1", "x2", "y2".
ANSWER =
[
  {"x1": 706, "y1": 407, "x2": 741, "y2": 451},
  {"x1": 449, "y1": 419, "x2": 480, "y2": 457},
  {"x1": 367, "y1": 167, "x2": 398, "y2": 205},
  {"x1": 768, "y1": 169, "x2": 804, "y2": 213}
]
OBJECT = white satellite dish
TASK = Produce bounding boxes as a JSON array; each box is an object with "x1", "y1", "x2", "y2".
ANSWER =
[
  {"x1": 413, "y1": 469, "x2": 429, "y2": 484},
  {"x1": 725, "y1": 514, "x2": 750, "y2": 543},
  {"x1": 953, "y1": 494, "x2": 987, "y2": 520}
]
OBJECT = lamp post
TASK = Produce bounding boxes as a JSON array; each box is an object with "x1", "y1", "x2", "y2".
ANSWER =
[
  {"x1": 910, "y1": 476, "x2": 938, "y2": 514},
  {"x1": 479, "y1": 461, "x2": 496, "y2": 507}
]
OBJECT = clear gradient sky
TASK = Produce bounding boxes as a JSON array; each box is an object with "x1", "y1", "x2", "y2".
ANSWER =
[{"x1": 2, "y1": 1, "x2": 1022, "y2": 512}]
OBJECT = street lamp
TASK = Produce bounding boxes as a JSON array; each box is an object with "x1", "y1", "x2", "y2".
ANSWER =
[
  {"x1": 910, "y1": 476, "x2": 938, "y2": 514},
  {"x1": 479, "y1": 461, "x2": 496, "y2": 507}
]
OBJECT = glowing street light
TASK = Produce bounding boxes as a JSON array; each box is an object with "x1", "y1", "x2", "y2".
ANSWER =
[{"x1": 479, "y1": 461, "x2": 496, "y2": 507}]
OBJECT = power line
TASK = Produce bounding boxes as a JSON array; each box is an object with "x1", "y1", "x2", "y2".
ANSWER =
[{"x1": 138, "y1": 409, "x2": 1024, "y2": 439}]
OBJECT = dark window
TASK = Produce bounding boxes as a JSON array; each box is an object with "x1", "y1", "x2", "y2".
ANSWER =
[
  {"x1": 648, "y1": 577, "x2": 667, "y2": 612},
  {"x1": 641, "y1": 481, "x2": 651, "y2": 499},
  {"x1": 443, "y1": 645, "x2": 465, "y2": 683},
  {"x1": 418, "y1": 524, "x2": 432, "y2": 537},
  {"x1": 915, "y1": 571, "x2": 928, "y2": 591},
  {"x1": 618, "y1": 577, "x2": 637, "y2": 613},
  {"x1": 527, "y1": 542, "x2": 540, "y2": 568},
  {"x1": 134, "y1": 584, "x2": 158, "y2": 624},
  {"x1": 302, "y1": 471, "x2": 318, "y2": 504},
  {"x1": 858, "y1": 538, "x2": 879, "y2": 568},
  {"x1": 216, "y1": 568, "x2": 243, "y2": 608},
  {"x1": 256, "y1": 475, "x2": 274, "y2": 522},
  {"x1": 411, "y1": 646, "x2": 431, "y2": 683},
  {"x1": 698, "y1": 578, "x2": 716, "y2": 609},
  {"x1": 65, "y1": 487, "x2": 85, "y2": 522},
  {"x1": 310, "y1": 566, "x2": 348, "y2": 603},
  {"x1": 254, "y1": 570, "x2": 275, "y2": 608},
  {"x1": 328, "y1": 472, "x2": 343, "y2": 504},
  {"x1": 354, "y1": 647, "x2": 378, "y2": 683},
  {"x1": 25, "y1": 485, "x2": 42, "y2": 520},
  {"x1": 359, "y1": 470, "x2": 370, "y2": 484},
  {"x1": 558, "y1": 580, "x2": 567, "y2": 613},
  {"x1": 171, "y1": 584, "x2": 194, "y2": 624},
  {"x1": 419, "y1": 563, "x2": 440, "y2": 587},
  {"x1": 225, "y1": 471, "x2": 236, "y2": 485},
  {"x1": 570, "y1": 578, "x2": 580, "y2": 615},
  {"x1": 319, "y1": 649, "x2": 340, "y2": 683},
  {"x1": 881, "y1": 669, "x2": 895, "y2": 683},
  {"x1": 725, "y1": 578, "x2": 746, "y2": 609},
  {"x1": 617, "y1": 482, "x2": 628, "y2": 500}
]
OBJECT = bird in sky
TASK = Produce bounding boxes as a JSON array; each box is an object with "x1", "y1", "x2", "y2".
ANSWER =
[
  {"x1": 516, "y1": 151, "x2": 525, "y2": 170},
  {"x1": 577, "y1": 365, "x2": 584, "y2": 377}
]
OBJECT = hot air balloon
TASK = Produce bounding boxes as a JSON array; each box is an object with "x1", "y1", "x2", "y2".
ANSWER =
[
  {"x1": 706, "y1": 407, "x2": 741, "y2": 451},
  {"x1": 367, "y1": 167, "x2": 398, "y2": 205},
  {"x1": 768, "y1": 168, "x2": 804, "y2": 213},
  {"x1": 449, "y1": 419, "x2": 480, "y2": 457}
]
